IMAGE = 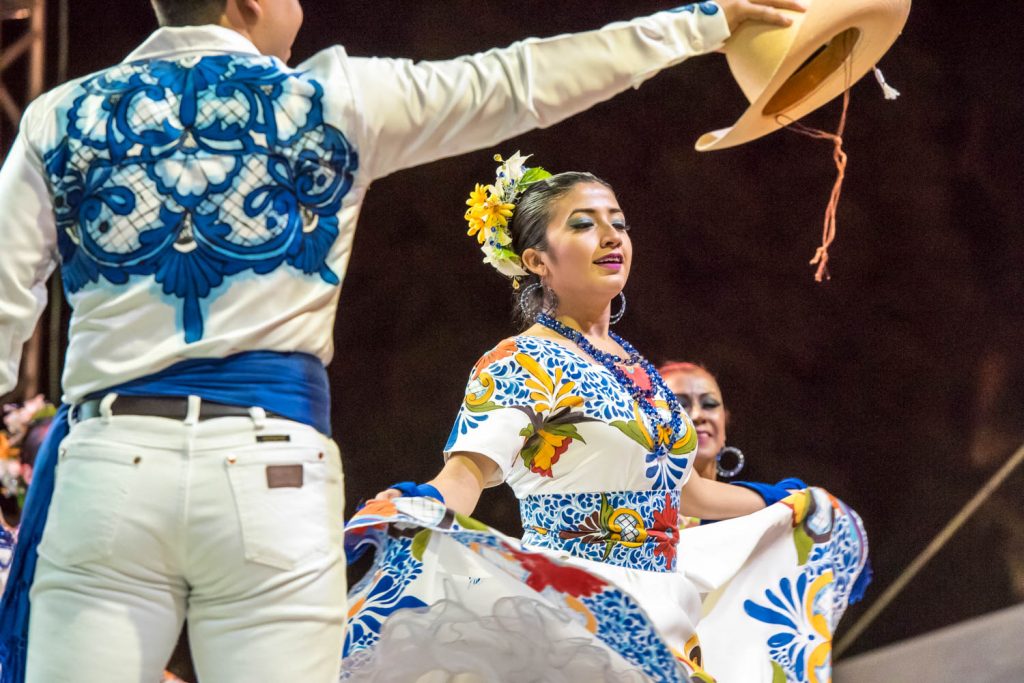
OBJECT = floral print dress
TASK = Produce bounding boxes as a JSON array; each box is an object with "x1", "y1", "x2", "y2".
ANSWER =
[{"x1": 341, "y1": 336, "x2": 870, "y2": 683}]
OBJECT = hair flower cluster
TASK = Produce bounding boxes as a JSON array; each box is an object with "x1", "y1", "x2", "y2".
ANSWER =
[{"x1": 465, "y1": 152, "x2": 551, "y2": 284}]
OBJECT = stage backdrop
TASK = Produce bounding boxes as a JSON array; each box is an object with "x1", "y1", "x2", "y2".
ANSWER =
[{"x1": 23, "y1": 0, "x2": 1024, "y2": 658}]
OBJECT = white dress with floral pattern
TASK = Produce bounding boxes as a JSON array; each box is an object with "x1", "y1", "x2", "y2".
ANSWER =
[{"x1": 341, "y1": 336, "x2": 871, "y2": 683}]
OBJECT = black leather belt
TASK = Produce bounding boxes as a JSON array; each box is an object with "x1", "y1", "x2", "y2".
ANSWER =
[{"x1": 75, "y1": 396, "x2": 284, "y2": 422}]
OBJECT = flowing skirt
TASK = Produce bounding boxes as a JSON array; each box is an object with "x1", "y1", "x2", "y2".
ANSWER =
[{"x1": 342, "y1": 488, "x2": 869, "y2": 683}]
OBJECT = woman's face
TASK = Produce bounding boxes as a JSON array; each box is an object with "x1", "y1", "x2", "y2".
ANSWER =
[
  {"x1": 665, "y1": 368, "x2": 727, "y2": 467},
  {"x1": 526, "y1": 182, "x2": 632, "y2": 308}
]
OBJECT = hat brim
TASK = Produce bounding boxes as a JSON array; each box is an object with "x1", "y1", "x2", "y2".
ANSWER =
[{"x1": 696, "y1": 0, "x2": 911, "y2": 152}]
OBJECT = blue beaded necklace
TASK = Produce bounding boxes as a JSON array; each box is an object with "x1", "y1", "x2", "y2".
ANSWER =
[{"x1": 536, "y1": 313, "x2": 686, "y2": 460}]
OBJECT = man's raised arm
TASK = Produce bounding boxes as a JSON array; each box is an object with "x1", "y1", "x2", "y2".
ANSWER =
[{"x1": 310, "y1": 1, "x2": 801, "y2": 181}]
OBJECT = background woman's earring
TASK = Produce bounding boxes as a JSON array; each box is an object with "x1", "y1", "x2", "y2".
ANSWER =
[
  {"x1": 716, "y1": 446, "x2": 745, "y2": 478},
  {"x1": 609, "y1": 291, "x2": 627, "y2": 325}
]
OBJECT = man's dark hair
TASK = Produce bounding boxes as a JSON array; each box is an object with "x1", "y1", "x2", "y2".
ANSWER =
[{"x1": 151, "y1": 0, "x2": 227, "y2": 26}]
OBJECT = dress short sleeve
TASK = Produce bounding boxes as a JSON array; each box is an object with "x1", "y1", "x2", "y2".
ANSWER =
[{"x1": 443, "y1": 339, "x2": 532, "y2": 487}]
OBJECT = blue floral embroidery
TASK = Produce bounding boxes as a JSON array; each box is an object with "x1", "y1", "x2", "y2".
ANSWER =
[
  {"x1": 821, "y1": 503, "x2": 870, "y2": 606},
  {"x1": 45, "y1": 54, "x2": 358, "y2": 342},
  {"x1": 443, "y1": 410, "x2": 489, "y2": 451},
  {"x1": 345, "y1": 510, "x2": 694, "y2": 683}
]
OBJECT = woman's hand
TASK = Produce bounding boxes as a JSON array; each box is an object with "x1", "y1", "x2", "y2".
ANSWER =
[
  {"x1": 372, "y1": 487, "x2": 403, "y2": 502},
  {"x1": 715, "y1": 0, "x2": 808, "y2": 33}
]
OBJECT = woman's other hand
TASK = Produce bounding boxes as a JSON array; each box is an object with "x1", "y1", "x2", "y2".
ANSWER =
[{"x1": 372, "y1": 488, "x2": 403, "y2": 502}]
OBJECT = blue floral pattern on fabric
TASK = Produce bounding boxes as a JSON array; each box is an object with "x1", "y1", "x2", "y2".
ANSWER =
[
  {"x1": 817, "y1": 502, "x2": 869, "y2": 608},
  {"x1": 446, "y1": 336, "x2": 694, "y2": 490},
  {"x1": 586, "y1": 588, "x2": 690, "y2": 683},
  {"x1": 343, "y1": 502, "x2": 696, "y2": 683},
  {"x1": 343, "y1": 536, "x2": 427, "y2": 656},
  {"x1": 521, "y1": 490, "x2": 680, "y2": 572},
  {"x1": 743, "y1": 572, "x2": 834, "y2": 682},
  {"x1": 44, "y1": 54, "x2": 358, "y2": 342},
  {"x1": 742, "y1": 489, "x2": 870, "y2": 682}
]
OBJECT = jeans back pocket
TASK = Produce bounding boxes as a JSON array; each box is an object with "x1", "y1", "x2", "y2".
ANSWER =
[
  {"x1": 38, "y1": 445, "x2": 141, "y2": 568},
  {"x1": 225, "y1": 444, "x2": 343, "y2": 571}
]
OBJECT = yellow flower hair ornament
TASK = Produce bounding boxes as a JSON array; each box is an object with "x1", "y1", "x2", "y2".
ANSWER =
[{"x1": 465, "y1": 152, "x2": 552, "y2": 286}]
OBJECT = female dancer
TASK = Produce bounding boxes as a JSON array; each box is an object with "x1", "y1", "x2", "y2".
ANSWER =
[
  {"x1": 660, "y1": 362, "x2": 737, "y2": 481},
  {"x1": 343, "y1": 155, "x2": 869, "y2": 682}
]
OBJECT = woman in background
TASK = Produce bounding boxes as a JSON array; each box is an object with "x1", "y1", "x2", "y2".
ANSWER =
[{"x1": 660, "y1": 361, "x2": 809, "y2": 527}]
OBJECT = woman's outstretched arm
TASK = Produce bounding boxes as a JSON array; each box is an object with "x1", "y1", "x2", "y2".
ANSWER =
[
  {"x1": 680, "y1": 468, "x2": 766, "y2": 520},
  {"x1": 373, "y1": 451, "x2": 499, "y2": 517}
]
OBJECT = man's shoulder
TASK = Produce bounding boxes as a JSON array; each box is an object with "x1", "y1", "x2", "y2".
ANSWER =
[
  {"x1": 294, "y1": 45, "x2": 351, "y2": 81},
  {"x1": 21, "y1": 71, "x2": 97, "y2": 143}
]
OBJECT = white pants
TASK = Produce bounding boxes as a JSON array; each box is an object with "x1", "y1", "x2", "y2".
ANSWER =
[{"x1": 27, "y1": 395, "x2": 346, "y2": 682}]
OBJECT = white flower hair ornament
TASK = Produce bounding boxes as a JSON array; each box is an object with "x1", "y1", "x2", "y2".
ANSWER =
[{"x1": 464, "y1": 152, "x2": 552, "y2": 287}]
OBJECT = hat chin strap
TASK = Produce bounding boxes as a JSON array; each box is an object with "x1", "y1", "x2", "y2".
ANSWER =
[{"x1": 777, "y1": 65, "x2": 852, "y2": 283}]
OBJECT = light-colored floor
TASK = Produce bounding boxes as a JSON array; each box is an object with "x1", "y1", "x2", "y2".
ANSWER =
[{"x1": 834, "y1": 602, "x2": 1024, "y2": 683}]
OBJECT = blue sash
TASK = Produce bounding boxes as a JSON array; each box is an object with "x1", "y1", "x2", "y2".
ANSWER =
[{"x1": 0, "y1": 351, "x2": 330, "y2": 683}]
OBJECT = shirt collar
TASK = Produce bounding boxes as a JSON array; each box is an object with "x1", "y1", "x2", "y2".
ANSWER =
[{"x1": 123, "y1": 25, "x2": 262, "y2": 63}]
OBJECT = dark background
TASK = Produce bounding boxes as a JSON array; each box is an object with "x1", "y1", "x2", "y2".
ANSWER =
[{"x1": 8, "y1": 0, "x2": 1024, "y2": 660}]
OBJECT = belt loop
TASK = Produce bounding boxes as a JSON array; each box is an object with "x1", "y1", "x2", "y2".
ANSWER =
[
  {"x1": 184, "y1": 395, "x2": 201, "y2": 426},
  {"x1": 249, "y1": 406, "x2": 267, "y2": 431},
  {"x1": 68, "y1": 403, "x2": 79, "y2": 428},
  {"x1": 99, "y1": 393, "x2": 119, "y2": 423}
]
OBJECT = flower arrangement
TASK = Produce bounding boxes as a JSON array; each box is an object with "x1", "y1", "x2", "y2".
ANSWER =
[
  {"x1": 464, "y1": 152, "x2": 551, "y2": 284},
  {"x1": 0, "y1": 395, "x2": 56, "y2": 522}
]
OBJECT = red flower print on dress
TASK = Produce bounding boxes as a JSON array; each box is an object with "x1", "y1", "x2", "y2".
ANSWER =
[
  {"x1": 506, "y1": 545, "x2": 607, "y2": 598},
  {"x1": 649, "y1": 492, "x2": 680, "y2": 570}
]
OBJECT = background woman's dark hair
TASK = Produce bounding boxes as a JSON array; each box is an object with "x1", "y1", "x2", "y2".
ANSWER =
[
  {"x1": 509, "y1": 171, "x2": 612, "y2": 328},
  {"x1": 151, "y1": 0, "x2": 227, "y2": 26}
]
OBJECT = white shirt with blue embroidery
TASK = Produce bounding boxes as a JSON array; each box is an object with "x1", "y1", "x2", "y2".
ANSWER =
[{"x1": 0, "y1": 5, "x2": 730, "y2": 402}]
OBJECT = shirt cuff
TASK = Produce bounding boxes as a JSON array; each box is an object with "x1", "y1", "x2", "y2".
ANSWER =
[{"x1": 622, "y1": 2, "x2": 732, "y2": 89}]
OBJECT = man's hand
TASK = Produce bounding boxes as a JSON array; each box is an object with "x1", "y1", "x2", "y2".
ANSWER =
[{"x1": 716, "y1": 0, "x2": 808, "y2": 33}]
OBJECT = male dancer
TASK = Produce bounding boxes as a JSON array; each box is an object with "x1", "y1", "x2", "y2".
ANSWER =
[{"x1": 0, "y1": 0, "x2": 801, "y2": 680}]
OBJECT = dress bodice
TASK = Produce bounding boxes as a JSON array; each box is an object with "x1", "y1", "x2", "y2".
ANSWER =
[{"x1": 444, "y1": 335, "x2": 697, "y2": 498}]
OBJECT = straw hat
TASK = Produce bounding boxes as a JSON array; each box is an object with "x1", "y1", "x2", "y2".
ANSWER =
[{"x1": 696, "y1": 0, "x2": 911, "y2": 151}]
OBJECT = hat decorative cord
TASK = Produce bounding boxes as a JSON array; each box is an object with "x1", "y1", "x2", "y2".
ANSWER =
[
  {"x1": 784, "y1": 85, "x2": 850, "y2": 282},
  {"x1": 872, "y1": 67, "x2": 901, "y2": 100}
]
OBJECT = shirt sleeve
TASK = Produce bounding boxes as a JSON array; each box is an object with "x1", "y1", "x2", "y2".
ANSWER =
[
  {"x1": 326, "y1": 4, "x2": 730, "y2": 180},
  {"x1": 443, "y1": 344, "x2": 534, "y2": 487},
  {"x1": 0, "y1": 119, "x2": 59, "y2": 396}
]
